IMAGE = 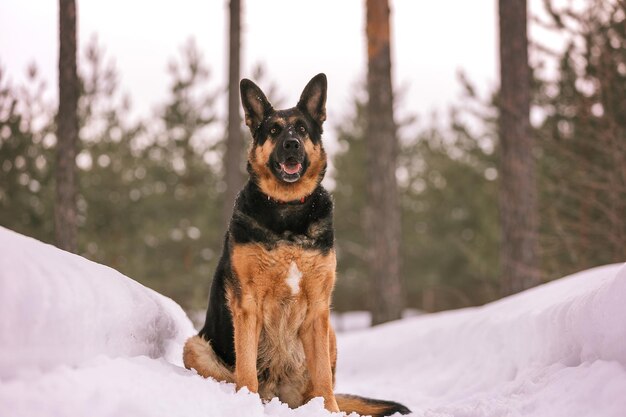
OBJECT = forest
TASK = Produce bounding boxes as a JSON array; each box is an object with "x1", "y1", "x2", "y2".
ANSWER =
[{"x1": 1, "y1": 0, "x2": 624, "y2": 322}]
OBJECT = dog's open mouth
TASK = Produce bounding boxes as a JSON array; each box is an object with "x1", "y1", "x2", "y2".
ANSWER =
[
  {"x1": 280, "y1": 162, "x2": 302, "y2": 175},
  {"x1": 277, "y1": 159, "x2": 303, "y2": 183}
]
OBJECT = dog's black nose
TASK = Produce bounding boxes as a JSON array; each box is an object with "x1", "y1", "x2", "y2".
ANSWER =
[{"x1": 283, "y1": 138, "x2": 300, "y2": 150}]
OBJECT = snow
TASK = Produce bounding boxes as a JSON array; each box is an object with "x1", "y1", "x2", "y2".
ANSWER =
[
  {"x1": 1, "y1": 226, "x2": 625, "y2": 417},
  {"x1": 337, "y1": 263, "x2": 626, "y2": 416},
  {"x1": 0, "y1": 228, "x2": 194, "y2": 380}
]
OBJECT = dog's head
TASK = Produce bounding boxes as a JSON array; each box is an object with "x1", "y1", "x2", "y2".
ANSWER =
[{"x1": 240, "y1": 73, "x2": 327, "y2": 202}]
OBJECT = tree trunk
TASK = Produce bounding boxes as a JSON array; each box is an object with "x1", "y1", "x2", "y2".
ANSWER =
[
  {"x1": 222, "y1": 0, "x2": 245, "y2": 230},
  {"x1": 364, "y1": 0, "x2": 404, "y2": 324},
  {"x1": 498, "y1": 0, "x2": 540, "y2": 295},
  {"x1": 55, "y1": 0, "x2": 79, "y2": 253}
]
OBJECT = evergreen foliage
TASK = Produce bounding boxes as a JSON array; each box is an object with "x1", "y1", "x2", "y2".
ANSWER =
[
  {"x1": 1, "y1": 39, "x2": 222, "y2": 310},
  {"x1": 333, "y1": 88, "x2": 499, "y2": 312},
  {"x1": 535, "y1": 0, "x2": 626, "y2": 278}
]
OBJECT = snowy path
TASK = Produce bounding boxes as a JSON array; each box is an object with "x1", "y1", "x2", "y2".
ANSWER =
[{"x1": 1, "y1": 227, "x2": 625, "y2": 416}]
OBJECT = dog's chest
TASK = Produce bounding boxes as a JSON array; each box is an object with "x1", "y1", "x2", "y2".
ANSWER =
[
  {"x1": 231, "y1": 243, "x2": 335, "y2": 300},
  {"x1": 248, "y1": 246, "x2": 312, "y2": 371}
]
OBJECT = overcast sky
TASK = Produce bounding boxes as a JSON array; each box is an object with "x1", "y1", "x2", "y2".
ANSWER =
[{"x1": 0, "y1": 0, "x2": 504, "y2": 128}]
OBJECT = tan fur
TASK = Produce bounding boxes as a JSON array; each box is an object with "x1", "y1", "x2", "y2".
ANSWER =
[
  {"x1": 183, "y1": 336, "x2": 234, "y2": 382},
  {"x1": 249, "y1": 138, "x2": 326, "y2": 202},
  {"x1": 336, "y1": 394, "x2": 395, "y2": 416},
  {"x1": 230, "y1": 243, "x2": 338, "y2": 411}
]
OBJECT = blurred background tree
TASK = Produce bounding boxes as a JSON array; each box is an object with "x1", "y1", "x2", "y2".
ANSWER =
[
  {"x1": 364, "y1": 0, "x2": 405, "y2": 324},
  {"x1": 56, "y1": 0, "x2": 80, "y2": 252},
  {"x1": 1, "y1": 38, "x2": 223, "y2": 311},
  {"x1": 0, "y1": 65, "x2": 56, "y2": 243},
  {"x1": 535, "y1": 0, "x2": 626, "y2": 279},
  {"x1": 222, "y1": 0, "x2": 245, "y2": 232},
  {"x1": 498, "y1": 0, "x2": 540, "y2": 295},
  {"x1": 333, "y1": 79, "x2": 500, "y2": 313}
]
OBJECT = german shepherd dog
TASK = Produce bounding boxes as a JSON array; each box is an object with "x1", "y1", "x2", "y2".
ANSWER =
[{"x1": 183, "y1": 74, "x2": 410, "y2": 416}]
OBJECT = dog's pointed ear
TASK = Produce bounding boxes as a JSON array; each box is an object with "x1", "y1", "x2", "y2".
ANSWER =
[
  {"x1": 297, "y1": 73, "x2": 327, "y2": 125},
  {"x1": 240, "y1": 79, "x2": 273, "y2": 134}
]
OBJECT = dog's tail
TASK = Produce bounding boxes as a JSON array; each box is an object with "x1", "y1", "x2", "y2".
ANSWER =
[
  {"x1": 336, "y1": 394, "x2": 411, "y2": 416},
  {"x1": 183, "y1": 335, "x2": 234, "y2": 383}
]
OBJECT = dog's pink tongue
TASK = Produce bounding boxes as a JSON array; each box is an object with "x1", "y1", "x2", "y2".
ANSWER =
[{"x1": 281, "y1": 163, "x2": 301, "y2": 175}]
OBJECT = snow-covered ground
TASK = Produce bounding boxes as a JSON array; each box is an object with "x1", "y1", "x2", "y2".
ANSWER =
[{"x1": 1, "y1": 226, "x2": 625, "y2": 417}]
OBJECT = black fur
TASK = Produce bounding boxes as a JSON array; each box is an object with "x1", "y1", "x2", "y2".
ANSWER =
[{"x1": 198, "y1": 234, "x2": 236, "y2": 367}]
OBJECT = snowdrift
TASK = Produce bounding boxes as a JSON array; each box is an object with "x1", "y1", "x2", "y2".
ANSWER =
[
  {"x1": 337, "y1": 263, "x2": 626, "y2": 416},
  {"x1": 0, "y1": 228, "x2": 194, "y2": 379},
  {"x1": 1, "y1": 226, "x2": 625, "y2": 417}
]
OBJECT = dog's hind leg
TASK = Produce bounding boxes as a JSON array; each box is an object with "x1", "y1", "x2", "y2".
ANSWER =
[{"x1": 183, "y1": 335, "x2": 234, "y2": 382}]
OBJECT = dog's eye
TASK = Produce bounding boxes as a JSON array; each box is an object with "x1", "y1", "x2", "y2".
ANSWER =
[
  {"x1": 270, "y1": 125, "x2": 281, "y2": 135},
  {"x1": 298, "y1": 125, "x2": 307, "y2": 134}
]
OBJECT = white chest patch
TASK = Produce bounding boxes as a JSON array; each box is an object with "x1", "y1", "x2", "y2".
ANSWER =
[{"x1": 285, "y1": 261, "x2": 302, "y2": 295}]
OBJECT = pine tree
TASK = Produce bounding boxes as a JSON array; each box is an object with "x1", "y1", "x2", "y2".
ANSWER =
[
  {"x1": 333, "y1": 82, "x2": 501, "y2": 314},
  {"x1": 364, "y1": 0, "x2": 404, "y2": 324},
  {"x1": 222, "y1": 0, "x2": 245, "y2": 231},
  {"x1": 535, "y1": 0, "x2": 626, "y2": 277},
  {"x1": 0, "y1": 66, "x2": 56, "y2": 242},
  {"x1": 498, "y1": 0, "x2": 540, "y2": 295},
  {"x1": 333, "y1": 96, "x2": 370, "y2": 311},
  {"x1": 55, "y1": 0, "x2": 80, "y2": 252}
]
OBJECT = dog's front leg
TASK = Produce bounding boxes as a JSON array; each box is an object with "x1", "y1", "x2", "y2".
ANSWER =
[
  {"x1": 231, "y1": 294, "x2": 260, "y2": 393},
  {"x1": 300, "y1": 302, "x2": 339, "y2": 412}
]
